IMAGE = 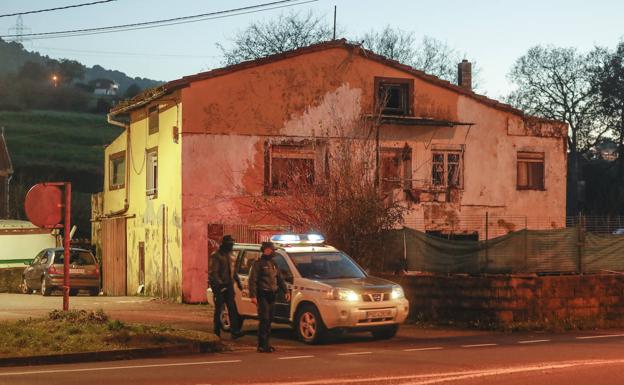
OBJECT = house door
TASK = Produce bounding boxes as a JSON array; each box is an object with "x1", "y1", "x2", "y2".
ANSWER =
[{"x1": 101, "y1": 217, "x2": 127, "y2": 296}]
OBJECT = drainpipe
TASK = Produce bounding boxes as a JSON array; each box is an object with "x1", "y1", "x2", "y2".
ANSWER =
[{"x1": 106, "y1": 113, "x2": 131, "y2": 217}]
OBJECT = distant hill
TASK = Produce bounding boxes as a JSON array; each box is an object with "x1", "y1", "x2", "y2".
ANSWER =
[{"x1": 0, "y1": 39, "x2": 162, "y2": 94}]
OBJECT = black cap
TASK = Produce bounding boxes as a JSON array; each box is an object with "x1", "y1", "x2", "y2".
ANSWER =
[
  {"x1": 260, "y1": 241, "x2": 275, "y2": 252},
  {"x1": 222, "y1": 235, "x2": 235, "y2": 244}
]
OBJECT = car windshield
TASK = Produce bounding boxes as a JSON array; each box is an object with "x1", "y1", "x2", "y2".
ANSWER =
[
  {"x1": 53, "y1": 250, "x2": 96, "y2": 266},
  {"x1": 288, "y1": 252, "x2": 366, "y2": 280}
]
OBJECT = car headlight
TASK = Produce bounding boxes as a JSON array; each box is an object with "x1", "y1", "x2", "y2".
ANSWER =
[
  {"x1": 391, "y1": 286, "x2": 405, "y2": 300},
  {"x1": 329, "y1": 288, "x2": 360, "y2": 302}
]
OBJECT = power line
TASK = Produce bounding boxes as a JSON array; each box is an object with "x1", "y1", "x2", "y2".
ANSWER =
[
  {"x1": 0, "y1": 0, "x2": 316, "y2": 40},
  {"x1": 0, "y1": 0, "x2": 116, "y2": 18},
  {"x1": 35, "y1": 46, "x2": 221, "y2": 59}
]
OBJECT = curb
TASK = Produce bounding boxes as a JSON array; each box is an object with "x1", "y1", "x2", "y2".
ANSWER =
[{"x1": 0, "y1": 341, "x2": 220, "y2": 367}]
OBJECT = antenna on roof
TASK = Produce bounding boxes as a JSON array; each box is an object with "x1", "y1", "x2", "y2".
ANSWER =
[{"x1": 332, "y1": 5, "x2": 336, "y2": 40}]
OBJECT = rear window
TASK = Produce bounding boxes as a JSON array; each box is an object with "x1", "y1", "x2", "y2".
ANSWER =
[{"x1": 53, "y1": 250, "x2": 96, "y2": 266}]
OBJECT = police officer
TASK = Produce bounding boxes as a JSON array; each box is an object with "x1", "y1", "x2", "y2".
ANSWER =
[
  {"x1": 249, "y1": 241, "x2": 290, "y2": 353},
  {"x1": 208, "y1": 235, "x2": 244, "y2": 339}
]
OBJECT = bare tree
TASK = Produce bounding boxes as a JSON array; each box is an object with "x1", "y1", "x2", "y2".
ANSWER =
[
  {"x1": 217, "y1": 11, "x2": 333, "y2": 66},
  {"x1": 507, "y1": 45, "x2": 608, "y2": 215}
]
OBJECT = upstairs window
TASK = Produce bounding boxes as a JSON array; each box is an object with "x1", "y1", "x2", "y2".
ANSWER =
[
  {"x1": 432, "y1": 150, "x2": 463, "y2": 188},
  {"x1": 375, "y1": 77, "x2": 413, "y2": 116},
  {"x1": 148, "y1": 105, "x2": 159, "y2": 134},
  {"x1": 268, "y1": 144, "x2": 315, "y2": 194},
  {"x1": 517, "y1": 152, "x2": 545, "y2": 190},
  {"x1": 146, "y1": 148, "x2": 158, "y2": 197},
  {"x1": 109, "y1": 151, "x2": 126, "y2": 190}
]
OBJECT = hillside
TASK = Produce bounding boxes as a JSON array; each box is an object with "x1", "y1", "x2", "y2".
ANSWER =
[{"x1": 0, "y1": 39, "x2": 162, "y2": 94}]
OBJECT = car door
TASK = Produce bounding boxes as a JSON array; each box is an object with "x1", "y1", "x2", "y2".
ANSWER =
[
  {"x1": 235, "y1": 249, "x2": 261, "y2": 316},
  {"x1": 34, "y1": 251, "x2": 51, "y2": 289},
  {"x1": 273, "y1": 254, "x2": 293, "y2": 322},
  {"x1": 25, "y1": 252, "x2": 43, "y2": 286}
]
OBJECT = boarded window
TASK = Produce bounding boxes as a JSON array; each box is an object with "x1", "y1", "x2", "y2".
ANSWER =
[
  {"x1": 109, "y1": 151, "x2": 125, "y2": 190},
  {"x1": 148, "y1": 105, "x2": 159, "y2": 134},
  {"x1": 380, "y1": 146, "x2": 412, "y2": 192},
  {"x1": 517, "y1": 152, "x2": 545, "y2": 190},
  {"x1": 375, "y1": 77, "x2": 413, "y2": 116},
  {"x1": 268, "y1": 144, "x2": 315, "y2": 193},
  {"x1": 432, "y1": 150, "x2": 463, "y2": 188},
  {"x1": 146, "y1": 148, "x2": 158, "y2": 197}
]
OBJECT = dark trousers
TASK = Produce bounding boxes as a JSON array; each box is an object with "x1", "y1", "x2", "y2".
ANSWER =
[
  {"x1": 213, "y1": 284, "x2": 241, "y2": 335},
  {"x1": 257, "y1": 290, "x2": 276, "y2": 349}
]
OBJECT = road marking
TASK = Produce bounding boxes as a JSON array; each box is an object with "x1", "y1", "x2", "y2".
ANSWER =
[
  {"x1": 518, "y1": 339, "x2": 551, "y2": 344},
  {"x1": 403, "y1": 347, "x2": 444, "y2": 352},
  {"x1": 0, "y1": 360, "x2": 242, "y2": 377},
  {"x1": 249, "y1": 359, "x2": 624, "y2": 385},
  {"x1": 337, "y1": 351, "x2": 373, "y2": 356},
  {"x1": 461, "y1": 343, "x2": 498, "y2": 348},
  {"x1": 278, "y1": 355, "x2": 314, "y2": 360},
  {"x1": 576, "y1": 334, "x2": 624, "y2": 340}
]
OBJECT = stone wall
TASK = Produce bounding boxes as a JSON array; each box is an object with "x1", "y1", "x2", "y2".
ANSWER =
[
  {"x1": 0, "y1": 268, "x2": 23, "y2": 293},
  {"x1": 382, "y1": 273, "x2": 624, "y2": 326}
]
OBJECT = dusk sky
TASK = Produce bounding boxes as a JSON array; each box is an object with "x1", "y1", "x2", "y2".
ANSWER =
[{"x1": 1, "y1": 0, "x2": 622, "y2": 99}]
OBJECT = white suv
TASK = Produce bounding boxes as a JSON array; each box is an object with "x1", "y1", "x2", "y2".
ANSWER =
[{"x1": 207, "y1": 234, "x2": 409, "y2": 344}]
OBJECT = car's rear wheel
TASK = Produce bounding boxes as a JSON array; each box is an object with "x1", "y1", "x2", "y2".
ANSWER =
[
  {"x1": 296, "y1": 304, "x2": 326, "y2": 344},
  {"x1": 69, "y1": 289, "x2": 79, "y2": 296},
  {"x1": 89, "y1": 288, "x2": 100, "y2": 296},
  {"x1": 371, "y1": 324, "x2": 399, "y2": 340},
  {"x1": 21, "y1": 278, "x2": 31, "y2": 294},
  {"x1": 41, "y1": 277, "x2": 52, "y2": 296}
]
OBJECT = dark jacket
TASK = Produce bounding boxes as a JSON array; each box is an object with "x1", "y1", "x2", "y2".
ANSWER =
[
  {"x1": 208, "y1": 249, "x2": 241, "y2": 289},
  {"x1": 248, "y1": 254, "x2": 288, "y2": 298}
]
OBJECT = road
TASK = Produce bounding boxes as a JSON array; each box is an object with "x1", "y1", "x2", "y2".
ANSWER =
[{"x1": 1, "y1": 327, "x2": 623, "y2": 385}]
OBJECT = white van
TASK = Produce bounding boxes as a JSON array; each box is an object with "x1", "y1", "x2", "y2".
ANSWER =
[
  {"x1": 0, "y1": 220, "x2": 58, "y2": 268},
  {"x1": 208, "y1": 234, "x2": 409, "y2": 344}
]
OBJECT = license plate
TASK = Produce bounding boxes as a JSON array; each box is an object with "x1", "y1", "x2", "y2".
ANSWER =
[
  {"x1": 366, "y1": 310, "x2": 392, "y2": 319},
  {"x1": 70, "y1": 269, "x2": 85, "y2": 274}
]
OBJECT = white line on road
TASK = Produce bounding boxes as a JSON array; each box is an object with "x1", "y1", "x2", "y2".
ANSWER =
[
  {"x1": 576, "y1": 334, "x2": 624, "y2": 340},
  {"x1": 278, "y1": 355, "x2": 315, "y2": 360},
  {"x1": 0, "y1": 360, "x2": 243, "y2": 377},
  {"x1": 518, "y1": 339, "x2": 551, "y2": 344},
  {"x1": 337, "y1": 351, "x2": 373, "y2": 356},
  {"x1": 403, "y1": 347, "x2": 444, "y2": 352},
  {"x1": 460, "y1": 343, "x2": 498, "y2": 348}
]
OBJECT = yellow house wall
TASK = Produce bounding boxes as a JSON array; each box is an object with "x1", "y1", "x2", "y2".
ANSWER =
[{"x1": 103, "y1": 94, "x2": 183, "y2": 300}]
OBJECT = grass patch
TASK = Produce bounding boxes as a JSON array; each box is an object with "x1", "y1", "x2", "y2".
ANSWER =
[{"x1": 0, "y1": 310, "x2": 222, "y2": 358}]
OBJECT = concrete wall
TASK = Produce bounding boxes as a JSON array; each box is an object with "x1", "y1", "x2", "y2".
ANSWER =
[
  {"x1": 178, "y1": 47, "x2": 567, "y2": 302},
  {"x1": 382, "y1": 274, "x2": 624, "y2": 326},
  {"x1": 103, "y1": 95, "x2": 183, "y2": 300}
]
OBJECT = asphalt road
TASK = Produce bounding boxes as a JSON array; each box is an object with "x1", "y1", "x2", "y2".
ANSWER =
[{"x1": 2, "y1": 328, "x2": 623, "y2": 385}]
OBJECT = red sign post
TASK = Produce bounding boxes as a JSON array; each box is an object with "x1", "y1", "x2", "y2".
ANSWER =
[{"x1": 25, "y1": 182, "x2": 72, "y2": 311}]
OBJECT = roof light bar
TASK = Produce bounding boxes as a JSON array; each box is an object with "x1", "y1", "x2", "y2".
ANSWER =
[{"x1": 270, "y1": 233, "x2": 325, "y2": 245}]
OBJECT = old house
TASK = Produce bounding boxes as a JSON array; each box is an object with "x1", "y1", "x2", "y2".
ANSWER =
[
  {"x1": 95, "y1": 40, "x2": 567, "y2": 302},
  {"x1": 0, "y1": 127, "x2": 13, "y2": 219}
]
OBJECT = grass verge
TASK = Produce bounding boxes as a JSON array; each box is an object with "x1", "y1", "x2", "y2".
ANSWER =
[{"x1": 0, "y1": 310, "x2": 222, "y2": 358}]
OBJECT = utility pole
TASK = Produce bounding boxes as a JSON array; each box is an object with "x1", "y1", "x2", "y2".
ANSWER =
[{"x1": 332, "y1": 5, "x2": 337, "y2": 40}]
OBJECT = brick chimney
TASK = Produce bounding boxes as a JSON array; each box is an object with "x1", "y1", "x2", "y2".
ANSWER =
[{"x1": 457, "y1": 59, "x2": 472, "y2": 90}]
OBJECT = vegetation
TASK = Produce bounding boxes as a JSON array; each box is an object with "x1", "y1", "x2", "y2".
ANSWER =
[{"x1": 0, "y1": 310, "x2": 221, "y2": 358}]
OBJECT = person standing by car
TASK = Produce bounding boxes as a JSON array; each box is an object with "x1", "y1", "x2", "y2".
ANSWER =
[
  {"x1": 208, "y1": 235, "x2": 244, "y2": 339},
  {"x1": 249, "y1": 241, "x2": 290, "y2": 353}
]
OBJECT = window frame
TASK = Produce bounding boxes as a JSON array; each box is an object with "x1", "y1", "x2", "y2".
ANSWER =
[
  {"x1": 517, "y1": 151, "x2": 545, "y2": 191},
  {"x1": 431, "y1": 149, "x2": 464, "y2": 189},
  {"x1": 374, "y1": 77, "x2": 414, "y2": 116},
  {"x1": 265, "y1": 143, "x2": 317, "y2": 195},
  {"x1": 148, "y1": 105, "x2": 159, "y2": 135},
  {"x1": 380, "y1": 146, "x2": 412, "y2": 192},
  {"x1": 146, "y1": 147, "x2": 158, "y2": 198},
  {"x1": 108, "y1": 150, "x2": 126, "y2": 191}
]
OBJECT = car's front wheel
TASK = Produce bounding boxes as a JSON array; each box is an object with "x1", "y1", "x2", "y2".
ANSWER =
[
  {"x1": 41, "y1": 277, "x2": 52, "y2": 296},
  {"x1": 295, "y1": 304, "x2": 326, "y2": 344},
  {"x1": 371, "y1": 324, "x2": 399, "y2": 339}
]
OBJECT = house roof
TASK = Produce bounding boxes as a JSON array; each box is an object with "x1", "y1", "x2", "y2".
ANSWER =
[
  {"x1": 0, "y1": 128, "x2": 13, "y2": 174},
  {"x1": 109, "y1": 39, "x2": 561, "y2": 125}
]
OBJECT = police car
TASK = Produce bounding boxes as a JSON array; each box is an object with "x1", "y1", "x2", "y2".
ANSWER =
[{"x1": 207, "y1": 234, "x2": 409, "y2": 344}]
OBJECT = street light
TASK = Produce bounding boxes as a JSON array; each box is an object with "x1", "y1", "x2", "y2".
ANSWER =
[{"x1": 51, "y1": 74, "x2": 58, "y2": 87}]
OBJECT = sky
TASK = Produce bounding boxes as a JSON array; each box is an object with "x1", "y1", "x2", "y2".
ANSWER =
[{"x1": 1, "y1": 0, "x2": 623, "y2": 99}]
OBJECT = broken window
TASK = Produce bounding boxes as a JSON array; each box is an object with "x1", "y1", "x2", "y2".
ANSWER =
[
  {"x1": 268, "y1": 144, "x2": 315, "y2": 194},
  {"x1": 517, "y1": 152, "x2": 545, "y2": 190},
  {"x1": 432, "y1": 150, "x2": 463, "y2": 188},
  {"x1": 148, "y1": 105, "x2": 159, "y2": 134},
  {"x1": 146, "y1": 148, "x2": 158, "y2": 197},
  {"x1": 380, "y1": 145, "x2": 412, "y2": 192},
  {"x1": 375, "y1": 77, "x2": 413, "y2": 116},
  {"x1": 109, "y1": 151, "x2": 125, "y2": 190}
]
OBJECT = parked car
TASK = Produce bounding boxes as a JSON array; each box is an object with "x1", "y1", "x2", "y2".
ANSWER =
[
  {"x1": 207, "y1": 234, "x2": 409, "y2": 344},
  {"x1": 613, "y1": 228, "x2": 624, "y2": 235},
  {"x1": 22, "y1": 248, "x2": 100, "y2": 296}
]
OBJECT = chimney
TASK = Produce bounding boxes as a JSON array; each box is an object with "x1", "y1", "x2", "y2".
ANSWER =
[{"x1": 457, "y1": 59, "x2": 472, "y2": 90}]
